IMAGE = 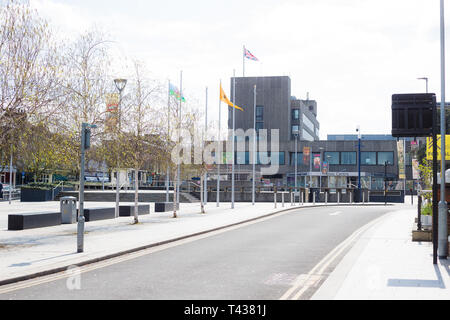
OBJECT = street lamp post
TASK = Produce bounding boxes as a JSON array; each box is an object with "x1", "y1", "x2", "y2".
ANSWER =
[
  {"x1": 252, "y1": 85, "x2": 256, "y2": 205},
  {"x1": 438, "y1": 0, "x2": 448, "y2": 260},
  {"x1": 113, "y1": 78, "x2": 127, "y2": 218},
  {"x1": 294, "y1": 132, "x2": 299, "y2": 197}
]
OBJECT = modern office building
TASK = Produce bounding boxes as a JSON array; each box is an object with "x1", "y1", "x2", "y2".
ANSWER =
[
  {"x1": 228, "y1": 76, "x2": 320, "y2": 142},
  {"x1": 218, "y1": 76, "x2": 415, "y2": 190}
]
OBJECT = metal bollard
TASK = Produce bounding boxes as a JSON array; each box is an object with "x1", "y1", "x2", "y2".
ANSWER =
[
  {"x1": 417, "y1": 195, "x2": 422, "y2": 230},
  {"x1": 362, "y1": 191, "x2": 365, "y2": 203},
  {"x1": 291, "y1": 192, "x2": 293, "y2": 206},
  {"x1": 325, "y1": 192, "x2": 328, "y2": 204},
  {"x1": 313, "y1": 192, "x2": 316, "y2": 205},
  {"x1": 337, "y1": 192, "x2": 340, "y2": 204},
  {"x1": 301, "y1": 191, "x2": 304, "y2": 205},
  {"x1": 274, "y1": 192, "x2": 277, "y2": 208},
  {"x1": 350, "y1": 192, "x2": 352, "y2": 204},
  {"x1": 282, "y1": 192, "x2": 285, "y2": 207}
]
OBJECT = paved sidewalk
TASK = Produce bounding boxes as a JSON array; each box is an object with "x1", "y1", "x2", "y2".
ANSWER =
[
  {"x1": 0, "y1": 199, "x2": 344, "y2": 284},
  {"x1": 312, "y1": 206, "x2": 450, "y2": 300}
]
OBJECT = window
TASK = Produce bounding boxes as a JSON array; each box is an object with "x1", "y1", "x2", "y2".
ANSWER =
[
  {"x1": 361, "y1": 152, "x2": 376, "y2": 165},
  {"x1": 236, "y1": 152, "x2": 248, "y2": 165},
  {"x1": 341, "y1": 152, "x2": 356, "y2": 164},
  {"x1": 256, "y1": 105, "x2": 264, "y2": 121},
  {"x1": 302, "y1": 129, "x2": 314, "y2": 142},
  {"x1": 315, "y1": 127, "x2": 320, "y2": 138},
  {"x1": 303, "y1": 115, "x2": 315, "y2": 132},
  {"x1": 378, "y1": 152, "x2": 394, "y2": 165},
  {"x1": 292, "y1": 109, "x2": 300, "y2": 120},
  {"x1": 256, "y1": 122, "x2": 264, "y2": 131},
  {"x1": 290, "y1": 152, "x2": 303, "y2": 165},
  {"x1": 292, "y1": 125, "x2": 299, "y2": 135},
  {"x1": 271, "y1": 152, "x2": 285, "y2": 165},
  {"x1": 324, "y1": 152, "x2": 339, "y2": 165}
]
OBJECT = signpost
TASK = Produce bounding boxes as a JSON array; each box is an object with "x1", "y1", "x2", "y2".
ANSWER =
[{"x1": 392, "y1": 93, "x2": 439, "y2": 264}]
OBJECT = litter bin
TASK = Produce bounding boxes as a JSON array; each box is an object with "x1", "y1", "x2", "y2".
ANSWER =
[{"x1": 60, "y1": 196, "x2": 77, "y2": 224}]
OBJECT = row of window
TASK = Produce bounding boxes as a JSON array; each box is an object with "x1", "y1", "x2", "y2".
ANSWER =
[
  {"x1": 325, "y1": 151, "x2": 394, "y2": 165},
  {"x1": 213, "y1": 151, "x2": 395, "y2": 166},
  {"x1": 288, "y1": 151, "x2": 394, "y2": 166}
]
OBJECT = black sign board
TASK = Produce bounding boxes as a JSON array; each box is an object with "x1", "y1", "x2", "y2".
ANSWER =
[{"x1": 391, "y1": 93, "x2": 435, "y2": 137}]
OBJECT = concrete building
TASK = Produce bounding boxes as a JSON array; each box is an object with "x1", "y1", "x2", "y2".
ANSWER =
[
  {"x1": 217, "y1": 76, "x2": 415, "y2": 191},
  {"x1": 228, "y1": 76, "x2": 320, "y2": 142}
]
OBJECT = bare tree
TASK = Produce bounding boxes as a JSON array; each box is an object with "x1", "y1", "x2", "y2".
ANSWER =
[
  {"x1": 119, "y1": 60, "x2": 165, "y2": 223},
  {"x1": 0, "y1": 1, "x2": 64, "y2": 173}
]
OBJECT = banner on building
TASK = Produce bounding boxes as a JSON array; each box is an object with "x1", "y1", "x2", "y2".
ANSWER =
[
  {"x1": 105, "y1": 93, "x2": 119, "y2": 132},
  {"x1": 412, "y1": 158, "x2": 420, "y2": 180},
  {"x1": 303, "y1": 147, "x2": 310, "y2": 165},
  {"x1": 426, "y1": 135, "x2": 450, "y2": 160},
  {"x1": 313, "y1": 154, "x2": 321, "y2": 169},
  {"x1": 322, "y1": 161, "x2": 328, "y2": 174},
  {"x1": 397, "y1": 140, "x2": 406, "y2": 179}
]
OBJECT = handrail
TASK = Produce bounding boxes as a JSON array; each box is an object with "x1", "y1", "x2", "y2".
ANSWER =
[{"x1": 52, "y1": 181, "x2": 64, "y2": 199}]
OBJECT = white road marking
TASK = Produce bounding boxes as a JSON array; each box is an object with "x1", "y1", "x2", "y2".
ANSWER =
[
  {"x1": 329, "y1": 211, "x2": 342, "y2": 216},
  {"x1": 280, "y1": 212, "x2": 393, "y2": 300}
]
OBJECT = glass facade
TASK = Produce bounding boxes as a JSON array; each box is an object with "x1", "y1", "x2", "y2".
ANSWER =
[
  {"x1": 292, "y1": 109, "x2": 299, "y2": 120},
  {"x1": 324, "y1": 152, "x2": 339, "y2": 165},
  {"x1": 341, "y1": 152, "x2": 356, "y2": 164},
  {"x1": 256, "y1": 122, "x2": 264, "y2": 131},
  {"x1": 289, "y1": 152, "x2": 303, "y2": 165},
  {"x1": 256, "y1": 105, "x2": 264, "y2": 121},
  {"x1": 235, "y1": 152, "x2": 284, "y2": 165},
  {"x1": 361, "y1": 152, "x2": 376, "y2": 165},
  {"x1": 377, "y1": 152, "x2": 394, "y2": 165}
]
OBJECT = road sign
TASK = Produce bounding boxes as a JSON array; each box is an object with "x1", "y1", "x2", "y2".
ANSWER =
[{"x1": 392, "y1": 93, "x2": 435, "y2": 137}]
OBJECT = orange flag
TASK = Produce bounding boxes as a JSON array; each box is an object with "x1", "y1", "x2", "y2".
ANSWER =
[{"x1": 220, "y1": 84, "x2": 243, "y2": 111}]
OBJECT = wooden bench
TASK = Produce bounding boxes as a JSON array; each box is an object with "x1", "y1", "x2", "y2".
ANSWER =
[
  {"x1": 8, "y1": 212, "x2": 61, "y2": 230},
  {"x1": 119, "y1": 204, "x2": 150, "y2": 216}
]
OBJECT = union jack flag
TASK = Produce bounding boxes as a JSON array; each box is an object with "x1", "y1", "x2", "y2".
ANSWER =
[{"x1": 244, "y1": 47, "x2": 259, "y2": 61}]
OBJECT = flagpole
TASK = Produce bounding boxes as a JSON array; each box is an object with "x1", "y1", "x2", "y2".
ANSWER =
[
  {"x1": 217, "y1": 80, "x2": 221, "y2": 207},
  {"x1": 243, "y1": 45, "x2": 245, "y2": 77},
  {"x1": 252, "y1": 84, "x2": 256, "y2": 205},
  {"x1": 231, "y1": 70, "x2": 236, "y2": 209},
  {"x1": 177, "y1": 71, "x2": 182, "y2": 208},
  {"x1": 166, "y1": 80, "x2": 170, "y2": 203},
  {"x1": 204, "y1": 87, "x2": 208, "y2": 205}
]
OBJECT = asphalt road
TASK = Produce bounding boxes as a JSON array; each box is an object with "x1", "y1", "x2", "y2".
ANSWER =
[{"x1": 0, "y1": 205, "x2": 394, "y2": 300}]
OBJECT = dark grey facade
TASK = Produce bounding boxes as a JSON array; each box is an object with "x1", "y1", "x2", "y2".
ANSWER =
[{"x1": 228, "y1": 76, "x2": 320, "y2": 142}]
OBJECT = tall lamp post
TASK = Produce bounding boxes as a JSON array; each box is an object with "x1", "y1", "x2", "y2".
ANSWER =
[
  {"x1": 438, "y1": 0, "x2": 447, "y2": 260},
  {"x1": 294, "y1": 131, "x2": 299, "y2": 195},
  {"x1": 114, "y1": 78, "x2": 127, "y2": 218}
]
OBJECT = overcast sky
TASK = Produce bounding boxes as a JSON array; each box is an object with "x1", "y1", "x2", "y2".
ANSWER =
[{"x1": 31, "y1": 0, "x2": 449, "y2": 139}]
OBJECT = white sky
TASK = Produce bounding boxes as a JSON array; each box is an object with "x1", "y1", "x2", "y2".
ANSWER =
[{"x1": 30, "y1": 0, "x2": 449, "y2": 139}]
